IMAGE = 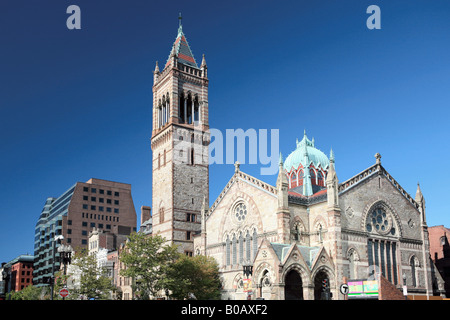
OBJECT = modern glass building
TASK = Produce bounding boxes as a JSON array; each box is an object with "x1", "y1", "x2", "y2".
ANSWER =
[
  {"x1": 33, "y1": 179, "x2": 137, "y2": 286},
  {"x1": 33, "y1": 185, "x2": 75, "y2": 286}
]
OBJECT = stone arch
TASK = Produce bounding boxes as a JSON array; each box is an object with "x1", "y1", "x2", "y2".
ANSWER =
[
  {"x1": 312, "y1": 266, "x2": 334, "y2": 300},
  {"x1": 282, "y1": 264, "x2": 309, "y2": 300},
  {"x1": 282, "y1": 263, "x2": 311, "y2": 288},
  {"x1": 409, "y1": 255, "x2": 420, "y2": 288},
  {"x1": 218, "y1": 189, "x2": 264, "y2": 244},
  {"x1": 346, "y1": 247, "x2": 360, "y2": 279}
]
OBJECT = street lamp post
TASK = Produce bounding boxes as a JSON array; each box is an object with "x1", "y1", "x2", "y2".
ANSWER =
[
  {"x1": 51, "y1": 235, "x2": 64, "y2": 300},
  {"x1": 242, "y1": 261, "x2": 253, "y2": 300},
  {"x1": 57, "y1": 244, "x2": 73, "y2": 300}
]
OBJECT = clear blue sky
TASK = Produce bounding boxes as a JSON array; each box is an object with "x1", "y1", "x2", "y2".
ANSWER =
[{"x1": 1, "y1": 0, "x2": 450, "y2": 263}]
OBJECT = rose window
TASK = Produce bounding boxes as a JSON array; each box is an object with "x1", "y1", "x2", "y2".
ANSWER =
[
  {"x1": 235, "y1": 202, "x2": 248, "y2": 222},
  {"x1": 366, "y1": 208, "x2": 394, "y2": 235}
]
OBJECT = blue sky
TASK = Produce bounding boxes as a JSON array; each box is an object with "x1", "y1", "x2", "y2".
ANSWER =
[{"x1": 1, "y1": 0, "x2": 450, "y2": 263}]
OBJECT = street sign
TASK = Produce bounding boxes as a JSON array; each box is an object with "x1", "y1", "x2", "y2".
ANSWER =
[
  {"x1": 59, "y1": 288, "x2": 69, "y2": 298},
  {"x1": 340, "y1": 284, "x2": 349, "y2": 295}
]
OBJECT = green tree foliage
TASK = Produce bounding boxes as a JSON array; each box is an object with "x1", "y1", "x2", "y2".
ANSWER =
[
  {"x1": 166, "y1": 255, "x2": 222, "y2": 300},
  {"x1": 7, "y1": 285, "x2": 48, "y2": 300},
  {"x1": 68, "y1": 249, "x2": 115, "y2": 300},
  {"x1": 119, "y1": 232, "x2": 180, "y2": 299}
]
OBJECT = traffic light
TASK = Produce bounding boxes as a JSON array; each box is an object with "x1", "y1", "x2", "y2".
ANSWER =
[{"x1": 322, "y1": 278, "x2": 329, "y2": 291}]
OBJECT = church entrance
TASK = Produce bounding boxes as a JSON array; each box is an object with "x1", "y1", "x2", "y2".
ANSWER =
[
  {"x1": 284, "y1": 270, "x2": 303, "y2": 300},
  {"x1": 314, "y1": 270, "x2": 331, "y2": 300}
]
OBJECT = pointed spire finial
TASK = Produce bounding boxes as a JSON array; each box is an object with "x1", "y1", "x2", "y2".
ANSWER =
[
  {"x1": 375, "y1": 152, "x2": 381, "y2": 165},
  {"x1": 201, "y1": 53, "x2": 207, "y2": 68},
  {"x1": 154, "y1": 60, "x2": 160, "y2": 73},
  {"x1": 279, "y1": 152, "x2": 284, "y2": 166},
  {"x1": 179, "y1": 12, "x2": 182, "y2": 27},
  {"x1": 330, "y1": 148, "x2": 335, "y2": 163},
  {"x1": 170, "y1": 43, "x2": 176, "y2": 57},
  {"x1": 234, "y1": 161, "x2": 240, "y2": 173}
]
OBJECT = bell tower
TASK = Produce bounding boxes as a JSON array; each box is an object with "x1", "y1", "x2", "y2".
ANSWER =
[{"x1": 151, "y1": 17, "x2": 210, "y2": 255}]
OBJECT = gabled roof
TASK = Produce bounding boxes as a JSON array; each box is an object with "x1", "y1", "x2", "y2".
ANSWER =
[
  {"x1": 338, "y1": 161, "x2": 421, "y2": 211},
  {"x1": 207, "y1": 167, "x2": 277, "y2": 218},
  {"x1": 271, "y1": 242, "x2": 320, "y2": 269},
  {"x1": 165, "y1": 24, "x2": 198, "y2": 69}
]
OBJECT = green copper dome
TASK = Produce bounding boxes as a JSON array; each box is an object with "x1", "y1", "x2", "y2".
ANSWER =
[{"x1": 283, "y1": 132, "x2": 330, "y2": 172}]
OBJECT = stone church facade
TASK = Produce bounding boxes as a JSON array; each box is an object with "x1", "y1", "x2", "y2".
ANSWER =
[{"x1": 151, "y1": 21, "x2": 445, "y2": 300}]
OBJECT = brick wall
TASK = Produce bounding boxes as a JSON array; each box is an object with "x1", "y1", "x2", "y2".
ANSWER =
[{"x1": 378, "y1": 275, "x2": 406, "y2": 300}]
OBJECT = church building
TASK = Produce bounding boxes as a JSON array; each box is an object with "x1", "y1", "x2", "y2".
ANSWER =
[{"x1": 151, "y1": 19, "x2": 445, "y2": 300}]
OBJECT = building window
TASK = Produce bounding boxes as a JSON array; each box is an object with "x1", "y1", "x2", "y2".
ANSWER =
[
  {"x1": 114, "y1": 200, "x2": 119, "y2": 205},
  {"x1": 232, "y1": 235, "x2": 237, "y2": 265},
  {"x1": 83, "y1": 204, "x2": 88, "y2": 210},
  {"x1": 252, "y1": 229, "x2": 258, "y2": 260},
  {"x1": 114, "y1": 192, "x2": 119, "y2": 197},
  {"x1": 83, "y1": 187, "x2": 89, "y2": 192},
  {"x1": 187, "y1": 231, "x2": 191, "y2": 240},
  {"x1": 114, "y1": 208, "x2": 119, "y2": 214},
  {"x1": 83, "y1": 195, "x2": 88, "y2": 201},
  {"x1": 107, "y1": 190, "x2": 112, "y2": 196},
  {"x1": 226, "y1": 236, "x2": 230, "y2": 266},
  {"x1": 91, "y1": 197, "x2": 96, "y2": 202},
  {"x1": 91, "y1": 205, "x2": 96, "y2": 210},
  {"x1": 91, "y1": 188, "x2": 97, "y2": 193},
  {"x1": 99, "y1": 189, "x2": 104, "y2": 194}
]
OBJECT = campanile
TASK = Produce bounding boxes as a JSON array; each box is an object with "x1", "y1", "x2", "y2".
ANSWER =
[{"x1": 151, "y1": 18, "x2": 210, "y2": 255}]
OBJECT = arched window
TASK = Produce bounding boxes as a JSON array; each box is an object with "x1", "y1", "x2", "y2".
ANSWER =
[
  {"x1": 252, "y1": 229, "x2": 258, "y2": 260},
  {"x1": 239, "y1": 232, "x2": 243, "y2": 264},
  {"x1": 232, "y1": 235, "x2": 237, "y2": 265},
  {"x1": 298, "y1": 170, "x2": 304, "y2": 186},
  {"x1": 292, "y1": 172, "x2": 297, "y2": 186},
  {"x1": 317, "y1": 171, "x2": 323, "y2": 186},
  {"x1": 226, "y1": 235, "x2": 230, "y2": 266},
  {"x1": 410, "y1": 256, "x2": 417, "y2": 287},
  {"x1": 310, "y1": 169, "x2": 316, "y2": 184},
  {"x1": 194, "y1": 99, "x2": 199, "y2": 123},
  {"x1": 179, "y1": 95, "x2": 185, "y2": 122},
  {"x1": 246, "y1": 231, "x2": 251, "y2": 261}
]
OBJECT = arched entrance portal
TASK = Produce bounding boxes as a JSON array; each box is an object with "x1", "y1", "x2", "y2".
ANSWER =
[
  {"x1": 284, "y1": 270, "x2": 303, "y2": 300},
  {"x1": 314, "y1": 270, "x2": 330, "y2": 300}
]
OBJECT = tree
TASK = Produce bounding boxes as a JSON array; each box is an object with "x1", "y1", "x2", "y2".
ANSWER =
[
  {"x1": 119, "y1": 232, "x2": 180, "y2": 299},
  {"x1": 67, "y1": 249, "x2": 115, "y2": 300},
  {"x1": 166, "y1": 255, "x2": 222, "y2": 300},
  {"x1": 7, "y1": 285, "x2": 48, "y2": 300}
]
